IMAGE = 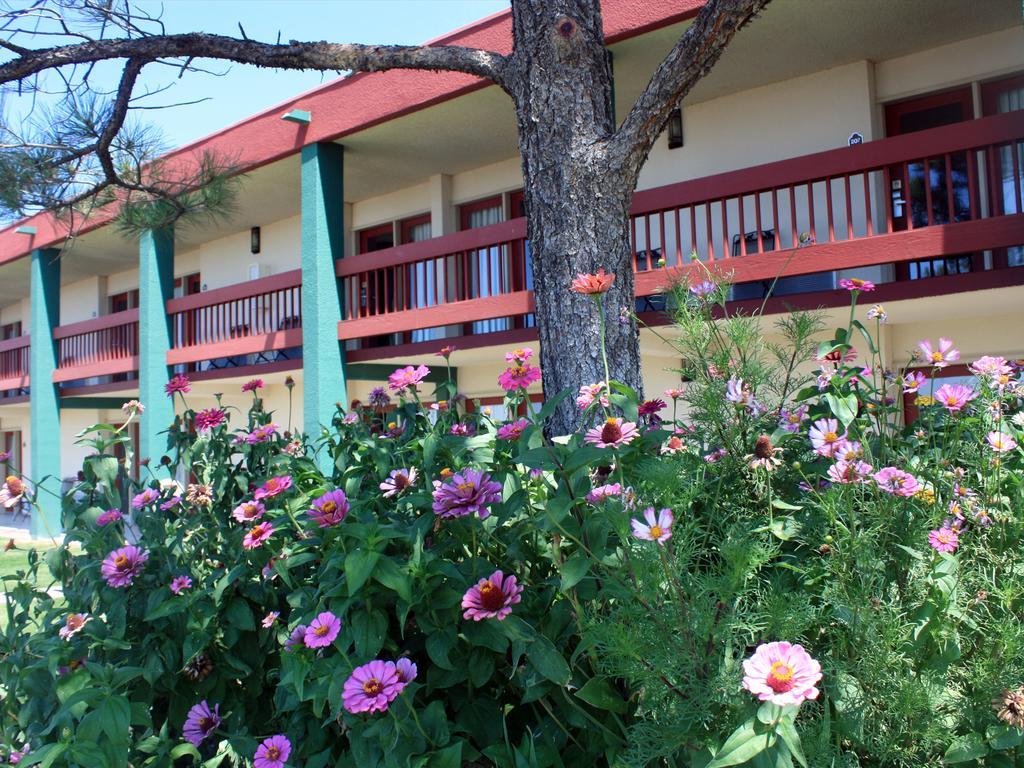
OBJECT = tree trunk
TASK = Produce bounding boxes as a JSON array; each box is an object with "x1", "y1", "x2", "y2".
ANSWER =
[{"x1": 507, "y1": 0, "x2": 644, "y2": 436}]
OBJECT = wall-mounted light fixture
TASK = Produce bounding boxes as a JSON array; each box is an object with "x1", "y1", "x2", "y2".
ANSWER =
[
  {"x1": 14, "y1": 226, "x2": 37, "y2": 235},
  {"x1": 667, "y1": 107, "x2": 684, "y2": 149},
  {"x1": 250, "y1": 226, "x2": 261, "y2": 255},
  {"x1": 281, "y1": 109, "x2": 311, "y2": 124}
]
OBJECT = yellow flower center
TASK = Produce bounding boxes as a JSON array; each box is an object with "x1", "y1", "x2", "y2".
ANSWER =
[
  {"x1": 824, "y1": 431, "x2": 838, "y2": 443},
  {"x1": 266, "y1": 747, "x2": 280, "y2": 760},
  {"x1": 314, "y1": 624, "x2": 329, "y2": 636},
  {"x1": 321, "y1": 501, "x2": 336, "y2": 514},
  {"x1": 931, "y1": 352, "x2": 943, "y2": 362},
  {"x1": 363, "y1": 678, "x2": 383, "y2": 696},
  {"x1": 114, "y1": 555, "x2": 129, "y2": 570},
  {"x1": 767, "y1": 661, "x2": 796, "y2": 693},
  {"x1": 456, "y1": 481, "x2": 476, "y2": 493},
  {"x1": 649, "y1": 525, "x2": 663, "y2": 539}
]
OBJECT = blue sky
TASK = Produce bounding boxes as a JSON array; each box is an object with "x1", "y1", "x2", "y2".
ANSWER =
[{"x1": 111, "y1": 0, "x2": 508, "y2": 149}]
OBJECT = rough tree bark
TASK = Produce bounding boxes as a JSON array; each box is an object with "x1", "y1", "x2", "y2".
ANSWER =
[{"x1": 0, "y1": 0, "x2": 771, "y2": 434}]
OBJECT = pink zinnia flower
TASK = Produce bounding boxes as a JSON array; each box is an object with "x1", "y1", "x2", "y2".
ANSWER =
[
  {"x1": 261, "y1": 611, "x2": 279, "y2": 628},
  {"x1": 630, "y1": 507, "x2": 674, "y2": 544},
  {"x1": 584, "y1": 418, "x2": 639, "y2": 449},
  {"x1": 58, "y1": 612, "x2": 91, "y2": 641},
  {"x1": 160, "y1": 496, "x2": 181, "y2": 511},
  {"x1": 505, "y1": 347, "x2": 534, "y2": 364},
  {"x1": 395, "y1": 658, "x2": 418, "y2": 691},
  {"x1": 379, "y1": 468, "x2": 417, "y2": 497},
  {"x1": 308, "y1": 489, "x2": 349, "y2": 527},
  {"x1": 661, "y1": 435, "x2": 685, "y2": 455},
  {"x1": 304, "y1": 611, "x2": 341, "y2": 648},
  {"x1": 101, "y1": 545, "x2": 149, "y2": 588},
  {"x1": 246, "y1": 423, "x2": 279, "y2": 445},
  {"x1": 242, "y1": 378, "x2": 264, "y2": 393},
  {"x1": 254, "y1": 475, "x2": 292, "y2": 500},
  {"x1": 496, "y1": 418, "x2": 531, "y2": 441},
  {"x1": 165, "y1": 374, "x2": 191, "y2": 396},
  {"x1": 437, "y1": 345, "x2": 456, "y2": 359},
  {"x1": 254, "y1": 735, "x2": 291, "y2": 768},
  {"x1": 182, "y1": 700, "x2": 220, "y2": 746},
  {"x1": 827, "y1": 460, "x2": 873, "y2": 484},
  {"x1": 232, "y1": 500, "x2": 266, "y2": 523},
  {"x1": 873, "y1": 467, "x2": 921, "y2": 496},
  {"x1": 243, "y1": 522, "x2": 274, "y2": 549},
  {"x1": 194, "y1": 408, "x2": 226, "y2": 433},
  {"x1": 586, "y1": 483, "x2": 622, "y2": 504},
  {"x1": 388, "y1": 364, "x2": 430, "y2": 393},
  {"x1": 570, "y1": 268, "x2": 615, "y2": 295},
  {"x1": 462, "y1": 570, "x2": 523, "y2": 621},
  {"x1": 741, "y1": 641, "x2": 822, "y2": 706},
  {"x1": 987, "y1": 431, "x2": 1017, "y2": 453},
  {"x1": 664, "y1": 387, "x2": 686, "y2": 400},
  {"x1": 431, "y1": 469, "x2": 502, "y2": 519},
  {"x1": 498, "y1": 363, "x2": 541, "y2": 391},
  {"x1": 808, "y1": 418, "x2": 846, "y2": 458},
  {"x1": 170, "y1": 575, "x2": 193, "y2": 594},
  {"x1": 929, "y1": 526, "x2": 960, "y2": 554},
  {"x1": 902, "y1": 370, "x2": 927, "y2": 394},
  {"x1": 934, "y1": 383, "x2": 977, "y2": 413},
  {"x1": 638, "y1": 398, "x2": 667, "y2": 417},
  {"x1": 838, "y1": 277, "x2": 875, "y2": 292},
  {"x1": 970, "y1": 355, "x2": 1013, "y2": 379},
  {"x1": 577, "y1": 382, "x2": 610, "y2": 410},
  {"x1": 132, "y1": 488, "x2": 160, "y2": 508},
  {"x1": 285, "y1": 624, "x2": 307, "y2": 651},
  {"x1": 96, "y1": 509, "x2": 122, "y2": 527},
  {"x1": 342, "y1": 660, "x2": 402, "y2": 713},
  {"x1": 919, "y1": 338, "x2": 959, "y2": 368}
]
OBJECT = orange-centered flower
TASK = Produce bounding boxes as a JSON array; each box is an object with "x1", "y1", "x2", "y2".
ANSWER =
[
  {"x1": 363, "y1": 678, "x2": 384, "y2": 696},
  {"x1": 571, "y1": 268, "x2": 615, "y2": 295}
]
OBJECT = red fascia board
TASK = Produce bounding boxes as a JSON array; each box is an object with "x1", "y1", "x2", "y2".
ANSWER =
[
  {"x1": 166, "y1": 269, "x2": 301, "y2": 313},
  {"x1": 0, "y1": 1, "x2": 703, "y2": 264},
  {"x1": 52, "y1": 308, "x2": 139, "y2": 339}
]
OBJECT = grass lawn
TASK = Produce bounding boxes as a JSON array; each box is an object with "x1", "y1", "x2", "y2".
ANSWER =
[{"x1": 0, "y1": 544, "x2": 61, "y2": 584}]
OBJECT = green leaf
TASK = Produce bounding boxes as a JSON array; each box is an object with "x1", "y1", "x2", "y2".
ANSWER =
[
  {"x1": 770, "y1": 499, "x2": 803, "y2": 512},
  {"x1": 574, "y1": 677, "x2": 628, "y2": 714},
  {"x1": 345, "y1": 548, "x2": 381, "y2": 595},
  {"x1": 426, "y1": 625, "x2": 457, "y2": 670},
  {"x1": 351, "y1": 609, "x2": 388, "y2": 658},
  {"x1": 171, "y1": 743, "x2": 202, "y2": 760},
  {"x1": 145, "y1": 596, "x2": 188, "y2": 621},
  {"x1": 372, "y1": 557, "x2": 412, "y2": 603},
  {"x1": 525, "y1": 634, "x2": 570, "y2": 685},
  {"x1": 429, "y1": 742, "x2": 463, "y2": 768},
  {"x1": 825, "y1": 393, "x2": 859, "y2": 428},
  {"x1": 98, "y1": 695, "x2": 131, "y2": 743},
  {"x1": 767, "y1": 517, "x2": 802, "y2": 541},
  {"x1": 777, "y1": 718, "x2": 808, "y2": 768},
  {"x1": 706, "y1": 718, "x2": 776, "y2": 768},
  {"x1": 559, "y1": 553, "x2": 590, "y2": 592},
  {"x1": 987, "y1": 725, "x2": 1024, "y2": 750},
  {"x1": 943, "y1": 733, "x2": 989, "y2": 763},
  {"x1": 224, "y1": 598, "x2": 255, "y2": 630}
]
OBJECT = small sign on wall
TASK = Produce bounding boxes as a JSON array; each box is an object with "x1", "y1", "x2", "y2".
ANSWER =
[{"x1": 848, "y1": 131, "x2": 864, "y2": 146}]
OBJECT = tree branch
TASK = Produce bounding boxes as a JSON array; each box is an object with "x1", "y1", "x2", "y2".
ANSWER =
[
  {"x1": 608, "y1": 0, "x2": 771, "y2": 179},
  {"x1": 0, "y1": 32, "x2": 509, "y2": 88}
]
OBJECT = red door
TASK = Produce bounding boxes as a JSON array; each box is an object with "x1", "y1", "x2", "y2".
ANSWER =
[{"x1": 884, "y1": 87, "x2": 976, "y2": 279}]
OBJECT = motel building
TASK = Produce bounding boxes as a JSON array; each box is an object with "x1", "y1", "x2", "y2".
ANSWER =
[{"x1": 0, "y1": 0, "x2": 1021, "y2": 535}]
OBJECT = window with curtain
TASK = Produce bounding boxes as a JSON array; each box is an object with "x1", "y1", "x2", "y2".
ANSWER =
[
  {"x1": 461, "y1": 199, "x2": 510, "y2": 335},
  {"x1": 983, "y1": 73, "x2": 1024, "y2": 265}
]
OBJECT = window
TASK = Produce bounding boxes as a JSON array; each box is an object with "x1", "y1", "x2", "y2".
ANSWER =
[
  {"x1": 0, "y1": 322, "x2": 21, "y2": 341},
  {"x1": 982, "y1": 73, "x2": 1024, "y2": 234},
  {"x1": 459, "y1": 196, "x2": 510, "y2": 335},
  {"x1": 108, "y1": 290, "x2": 139, "y2": 313},
  {"x1": 358, "y1": 223, "x2": 395, "y2": 254}
]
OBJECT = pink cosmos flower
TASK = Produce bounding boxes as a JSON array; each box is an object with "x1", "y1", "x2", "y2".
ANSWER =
[
  {"x1": 243, "y1": 522, "x2": 274, "y2": 550},
  {"x1": 246, "y1": 423, "x2": 280, "y2": 445},
  {"x1": 497, "y1": 418, "x2": 531, "y2": 441},
  {"x1": 101, "y1": 545, "x2": 149, "y2": 588},
  {"x1": 232, "y1": 500, "x2": 266, "y2": 523},
  {"x1": 254, "y1": 735, "x2": 291, "y2": 768},
  {"x1": 934, "y1": 383, "x2": 978, "y2": 413},
  {"x1": 261, "y1": 611, "x2": 279, "y2": 628},
  {"x1": 58, "y1": 612, "x2": 91, "y2": 641},
  {"x1": 689, "y1": 279, "x2": 717, "y2": 298},
  {"x1": 165, "y1": 374, "x2": 191, "y2": 396},
  {"x1": 827, "y1": 460, "x2": 873, "y2": 484},
  {"x1": 577, "y1": 382, "x2": 609, "y2": 410},
  {"x1": 808, "y1": 418, "x2": 846, "y2": 458},
  {"x1": 919, "y1": 338, "x2": 959, "y2": 368},
  {"x1": 586, "y1": 483, "x2": 622, "y2": 504},
  {"x1": 498, "y1": 363, "x2": 541, "y2": 391},
  {"x1": 873, "y1": 467, "x2": 922, "y2": 496},
  {"x1": 902, "y1": 370, "x2": 927, "y2": 394},
  {"x1": 388, "y1": 364, "x2": 430, "y2": 393},
  {"x1": 242, "y1": 378, "x2": 264, "y2": 393},
  {"x1": 584, "y1": 418, "x2": 639, "y2": 449},
  {"x1": 183, "y1": 700, "x2": 220, "y2": 746},
  {"x1": 254, "y1": 475, "x2": 292, "y2": 500},
  {"x1": 395, "y1": 658, "x2": 418, "y2": 691},
  {"x1": 343, "y1": 660, "x2": 403, "y2": 714},
  {"x1": 431, "y1": 469, "x2": 502, "y2": 519},
  {"x1": 170, "y1": 575, "x2": 193, "y2": 594},
  {"x1": 741, "y1": 641, "x2": 822, "y2": 706},
  {"x1": 929, "y1": 526, "x2": 960, "y2": 554},
  {"x1": 839, "y1": 277, "x2": 875, "y2": 292},
  {"x1": 304, "y1": 611, "x2": 341, "y2": 648},
  {"x1": 379, "y1": 468, "x2": 417, "y2": 497},
  {"x1": 778, "y1": 406, "x2": 809, "y2": 433},
  {"x1": 725, "y1": 376, "x2": 752, "y2": 406},
  {"x1": 462, "y1": 570, "x2": 524, "y2": 621},
  {"x1": 194, "y1": 408, "x2": 227, "y2": 433},
  {"x1": 96, "y1": 509, "x2": 122, "y2": 527},
  {"x1": 833, "y1": 439, "x2": 863, "y2": 464},
  {"x1": 630, "y1": 507, "x2": 674, "y2": 544},
  {"x1": 132, "y1": 488, "x2": 160, "y2": 509},
  {"x1": 505, "y1": 347, "x2": 534, "y2": 363},
  {"x1": 285, "y1": 624, "x2": 307, "y2": 651},
  {"x1": 987, "y1": 431, "x2": 1017, "y2": 453},
  {"x1": 308, "y1": 489, "x2": 349, "y2": 527}
]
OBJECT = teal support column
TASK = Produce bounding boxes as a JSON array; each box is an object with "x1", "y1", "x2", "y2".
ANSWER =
[
  {"x1": 138, "y1": 228, "x2": 176, "y2": 471},
  {"x1": 29, "y1": 247, "x2": 62, "y2": 537},
  {"x1": 300, "y1": 142, "x2": 347, "y2": 466}
]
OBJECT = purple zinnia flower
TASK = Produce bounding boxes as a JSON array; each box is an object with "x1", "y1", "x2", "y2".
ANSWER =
[
  {"x1": 304, "y1": 611, "x2": 341, "y2": 648},
  {"x1": 585, "y1": 483, "x2": 622, "y2": 504},
  {"x1": 194, "y1": 408, "x2": 227, "y2": 433},
  {"x1": 379, "y1": 468, "x2": 417, "y2": 498},
  {"x1": 342, "y1": 660, "x2": 402, "y2": 714},
  {"x1": 132, "y1": 488, "x2": 160, "y2": 509},
  {"x1": 431, "y1": 468, "x2": 502, "y2": 519},
  {"x1": 160, "y1": 495, "x2": 182, "y2": 511},
  {"x1": 285, "y1": 624, "x2": 307, "y2": 651},
  {"x1": 496, "y1": 418, "x2": 530, "y2": 441},
  {"x1": 96, "y1": 509, "x2": 122, "y2": 527},
  {"x1": 246, "y1": 423, "x2": 279, "y2": 444},
  {"x1": 241, "y1": 378, "x2": 264, "y2": 393},
  {"x1": 929, "y1": 526, "x2": 959, "y2": 554},
  {"x1": 873, "y1": 467, "x2": 922, "y2": 497},
  {"x1": 254, "y1": 735, "x2": 291, "y2": 768},
  {"x1": 395, "y1": 658, "x2": 418, "y2": 691},
  {"x1": 308, "y1": 489, "x2": 349, "y2": 527},
  {"x1": 100, "y1": 545, "x2": 149, "y2": 588},
  {"x1": 368, "y1": 386, "x2": 391, "y2": 409},
  {"x1": 388, "y1": 364, "x2": 430, "y2": 393},
  {"x1": 232, "y1": 500, "x2": 266, "y2": 523},
  {"x1": 462, "y1": 570, "x2": 523, "y2": 621},
  {"x1": 170, "y1": 575, "x2": 193, "y2": 594},
  {"x1": 254, "y1": 475, "x2": 292, "y2": 500},
  {"x1": 182, "y1": 700, "x2": 220, "y2": 746},
  {"x1": 242, "y1": 522, "x2": 274, "y2": 550}
]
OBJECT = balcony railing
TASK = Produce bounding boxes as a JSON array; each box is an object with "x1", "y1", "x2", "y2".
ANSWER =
[
  {"x1": 53, "y1": 310, "x2": 139, "y2": 383},
  {"x1": 166, "y1": 269, "x2": 302, "y2": 367},
  {"x1": 0, "y1": 335, "x2": 29, "y2": 392}
]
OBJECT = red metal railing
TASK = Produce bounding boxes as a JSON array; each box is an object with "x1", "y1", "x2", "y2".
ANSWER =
[
  {"x1": 166, "y1": 269, "x2": 302, "y2": 365},
  {"x1": 53, "y1": 310, "x2": 139, "y2": 383},
  {"x1": 0, "y1": 335, "x2": 29, "y2": 391}
]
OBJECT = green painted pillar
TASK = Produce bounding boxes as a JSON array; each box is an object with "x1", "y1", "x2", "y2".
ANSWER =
[
  {"x1": 29, "y1": 247, "x2": 62, "y2": 537},
  {"x1": 138, "y1": 228, "x2": 176, "y2": 472},
  {"x1": 300, "y1": 142, "x2": 347, "y2": 466}
]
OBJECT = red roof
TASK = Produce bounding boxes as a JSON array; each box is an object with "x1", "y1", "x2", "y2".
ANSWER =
[{"x1": 0, "y1": 0, "x2": 703, "y2": 263}]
